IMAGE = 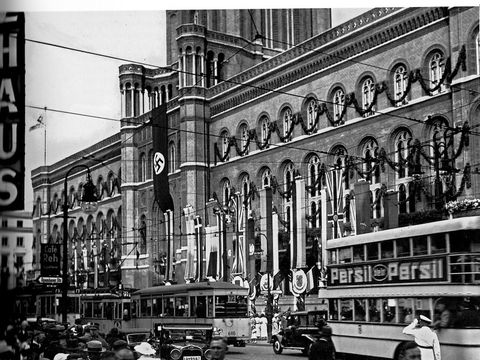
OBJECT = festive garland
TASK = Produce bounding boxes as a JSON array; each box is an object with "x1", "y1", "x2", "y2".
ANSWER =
[{"x1": 215, "y1": 45, "x2": 467, "y2": 163}]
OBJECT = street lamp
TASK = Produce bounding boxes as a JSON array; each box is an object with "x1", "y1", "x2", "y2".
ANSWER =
[{"x1": 62, "y1": 165, "x2": 98, "y2": 324}]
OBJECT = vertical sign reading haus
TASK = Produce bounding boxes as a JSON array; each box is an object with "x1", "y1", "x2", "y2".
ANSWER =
[{"x1": 0, "y1": 13, "x2": 25, "y2": 211}]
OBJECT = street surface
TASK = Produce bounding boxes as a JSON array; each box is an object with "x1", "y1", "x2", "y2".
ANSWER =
[{"x1": 229, "y1": 343, "x2": 307, "y2": 360}]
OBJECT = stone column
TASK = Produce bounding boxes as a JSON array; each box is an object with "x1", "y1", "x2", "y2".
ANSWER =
[
  {"x1": 200, "y1": 53, "x2": 205, "y2": 87},
  {"x1": 140, "y1": 89, "x2": 145, "y2": 115},
  {"x1": 120, "y1": 87, "x2": 125, "y2": 118},
  {"x1": 213, "y1": 58, "x2": 218, "y2": 85},
  {"x1": 130, "y1": 86, "x2": 134, "y2": 117}
]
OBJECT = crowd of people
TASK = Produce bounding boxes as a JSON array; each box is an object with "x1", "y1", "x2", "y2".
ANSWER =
[{"x1": 0, "y1": 318, "x2": 155, "y2": 360}]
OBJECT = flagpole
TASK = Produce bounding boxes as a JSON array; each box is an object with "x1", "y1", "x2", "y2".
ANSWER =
[{"x1": 43, "y1": 107, "x2": 47, "y2": 166}]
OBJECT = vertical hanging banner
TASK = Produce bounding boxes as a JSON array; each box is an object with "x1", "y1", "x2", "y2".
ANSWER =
[
  {"x1": 0, "y1": 13, "x2": 25, "y2": 211},
  {"x1": 151, "y1": 104, "x2": 174, "y2": 212}
]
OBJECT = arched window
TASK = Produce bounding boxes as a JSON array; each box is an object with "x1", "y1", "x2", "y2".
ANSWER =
[
  {"x1": 262, "y1": 168, "x2": 272, "y2": 189},
  {"x1": 476, "y1": 32, "x2": 480, "y2": 75},
  {"x1": 260, "y1": 116, "x2": 270, "y2": 145},
  {"x1": 374, "y1": 189, "x2": 381, "y2": 219},
  {"x1": 222, "y1": 179, "x2": 231, "y2": 206},
  {"x1": 147, "y1": 150, "x2": 153, "y2": 179},
  {"x1": 408, "y1": 182, "x2": 417, "y2": 213},
  {"x1": 398, "y1": 184, "x2": 407, "y2": 214},
  {"x1": 282, "y1": 107, "x2": 293, "y2": 141},
  {"x1": 241, "y1": 174, "x2": 251, "y2": 216},
  {"x1": 220, "y1": 130, "x2": 229, "y2": 159},
  {"x1": 284, "y1": 163, "x2": 294, "y2": 202},
  {"x1": 333, "y1": 88, "x2": 345, "y2": 122},
  {"x1": 395, "y1": 130, "x2": 412, "y2": 179},
  {"x1": 429, "y1": 51, "x2": 445, "y2": 94},
  {"x1": 306, "y1": 98, "x2": 317, "y2": 130},
  {"x1": 362, "y1": 77, "x2": 375, "y2": 117},
  {"x1": 363, "y1": 139, "x2": 380, "y2": 184},
  {"x1": 332, "y1": 147, "x2": 349, "y2": 190},
  {"x1": 107, "y1": 172, "x2": 115, "y2": 195},
  {"x1": 140, "y1": 153, "x2": 147, "y2": 182},
  {"x1": 139, "y1": 216, "x2": 147, "y2": 254},
  {"x1": 308, "y1": 155, "x2": 320, "y2": 197},
  {"x1": 168, "y1": 142, "x2": 176, "y2": 173},
  {"x1": 393, "y1": 65, "x2": 408, "y2": 106},
  {"x1": 239, "y1": 123, "x2": 249, "y2": 155}
]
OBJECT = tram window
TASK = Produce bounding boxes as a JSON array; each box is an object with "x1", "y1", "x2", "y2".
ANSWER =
[
  {"x1": 328, "y1": 250, "x2": 338, "y2": 265},
  {"x1": 431, "y1": 233, "x2": 446, "y2": 254},
  {"x1": 366, "y1": 243, "x2": 379, "y2": 261},
  {"x1": 380, "y1": 241, "x2": 394, "y2": 259},
  {"x1": 414, "y1": 298, "x2": 431, "y2": 320},
  {"x1": 86, "y1": 302, "x2": 93, "y2": 318},
  {"x1": 340, "y1": 299, "x2": 353, "y2": 321},
  {"x1": 396, "y1": 238, "x2": 410, "y2": 257},
  {"x1": 383, "y1": 299, "x2": 396, "y2": 323},
  {"x1": 207, "y1": 296, "x2": 213, "y2": 317},
  {"x1": 367, "y1": 299, "x2": 381, "y2": 322},
  {"x1": 153, "y1": 298, "x2": 162, "y2": 316},
  {"x1": 165, "y1": 298, "x2": 174, "y2": 316},
  {"x1": 398, "y1": 298, "x2": 414, "y2": 323},
  {"x1": 93, "y1": 302, "x2": 102, "y2": 318},
  {"x1": 450, "y1": 231, "x2": 471, "y2": 252},
  {"x1": 189, "y1": 297, "x2": 196, "y2": 317},
  {"x1": 196, "y1": 296, "x2": 206, "y2": 318},
  {"x1": 329, "y1": 299, "x2": 339, "y2": 320},
  {"x1": 412, "y1": 236, "x2": 428, "y2": 255},
  {"x1": 140, "y1": 299, "x2": 150, "y2": 317},
  {"x1": 339, "y1": 247, "x2": 352, "y2": 263},
  {"x1": 353, "y1": 245, "x2": 364, "y2": 262},
  {"x1": 175, "y1": 296, "x2": 188, "y2": 317},
  {"x1": 105, "y1": 302, "x2": 113, "y2": 320},
  {"x1": 354, "y1": 299, "x2": 366, "y2": 321}
]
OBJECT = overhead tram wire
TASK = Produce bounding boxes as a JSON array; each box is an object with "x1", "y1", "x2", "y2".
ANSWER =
[{"x1": 21, "y1": 35, "x2": 480, "y2": 137}]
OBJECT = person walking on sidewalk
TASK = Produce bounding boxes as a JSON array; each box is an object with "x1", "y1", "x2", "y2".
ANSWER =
[
  {"x1": 308, "y1": 326, "x2": 334, "y2": 360},
  {"x1": 402, "y1": 315, "x2": 441, "y2": 360}
]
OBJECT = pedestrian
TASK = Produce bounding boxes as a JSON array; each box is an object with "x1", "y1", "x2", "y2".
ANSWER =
[
  {"x1": 402, "y1": 315, "x2": 441, "y2": 360},
  {"x1": 432, "y1": 299, "x2": 452, "y2": 330},
  {"x1": 111, "y1": 340, "x2": 128, "y2": 355},
  {"x1": 88, "y1": 327, "x2": 108, "y2": 350},
  {"x1": 209, "y1": 338, "x2": 227, "y2": 360},
  {"x1": 254, "y1": 315, "x2": 261, "y2": 341},
  {"x1": 133, "y1": 342, "x2": 156, "y2": 360},
  {"x1": 84, "y1": 341, "x2": 105, "y2": 360},
  {"x1": 308, "y1": 326, "x2": 334, "y2": 360},
  {"x1": 259, "y1": 314, "x2": 267, "y2": 340},
  {"x1": 399, "y1": 342, "x2": 421, "y2": 360}
]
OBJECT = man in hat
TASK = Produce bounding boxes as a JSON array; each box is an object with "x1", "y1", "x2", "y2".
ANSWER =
[
  {"x1": 308, "y1": 326, "x2": 334, "y2": 360},
  {"x1": 111, "y1": 340, "x2": 128, "y2": 354},
  {"x1": 133, "y1": 342, "x2": 156, "y2": 360},
  {"x1": 85, "y1": 340, "x2": 105, "y2": 360},
  {"x1": 89, "y1": 326, "x2": 109, "y2": 350},
  {"x1": 403, "y1": 315, "x2": 441, "y2": 360}
]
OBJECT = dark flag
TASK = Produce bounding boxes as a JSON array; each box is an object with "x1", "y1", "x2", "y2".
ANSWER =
[{"x1": 151, "y1": 104, "x2": 174, "y2": 212}]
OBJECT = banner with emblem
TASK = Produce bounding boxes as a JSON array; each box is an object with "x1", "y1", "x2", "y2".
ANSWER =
[
  {"x1": 152, "y1": 104, "x2": 174, "y2": 212},
  {"x1": 290, "y1": 269, "x2": 307, "y2": 296}
]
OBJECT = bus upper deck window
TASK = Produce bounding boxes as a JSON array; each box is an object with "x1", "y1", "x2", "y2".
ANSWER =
[
  {"x1": 431, "y1": 233, "x2": 446, "y2": 254},
  {"x1": 380, "y1": 241, "x2": 394, "y2": 259},
  {"x1": 339, "y1": 247, "x2": 352, "y2": 263},
  {"x1": 353, "y1": 245, "x2": 365, "y2": 262},
  {"x1": 413, "y1": 236, "x2": 428, "y2": 255},
  {"x1": 366, "y1": 243, "x2": 379, "y2": 261},
  {"x1": 396, "y1": 238, "x2": 410, "y2": 257}
]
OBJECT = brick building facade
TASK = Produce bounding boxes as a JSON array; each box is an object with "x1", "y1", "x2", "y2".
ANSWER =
[{"x1": 31, "y1": 7, "x2": 480, "y2": 312}]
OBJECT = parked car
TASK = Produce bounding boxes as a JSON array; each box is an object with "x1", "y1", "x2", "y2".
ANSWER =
[
  {"x1": 119, "y1": 328, "x2": 153, "y2": 349},
  {"x1": 271, "y1": 310, "x2": 332, "y2": 355},
  {"x1": 155, "y1": 325, "x2": 213, "y2": 360}
]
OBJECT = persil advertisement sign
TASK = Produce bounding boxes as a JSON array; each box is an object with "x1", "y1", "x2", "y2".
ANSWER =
[
  {"x1": 328, "y1": 256, "x2": 446, "y2": 286},
  {"x1": 0, "y1": 13, "x2": 25, "y2": 211}
]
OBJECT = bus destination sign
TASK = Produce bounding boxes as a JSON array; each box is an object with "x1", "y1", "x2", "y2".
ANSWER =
[{"x1": 328, "y1": 256, "x2": 446, "y2": 286}]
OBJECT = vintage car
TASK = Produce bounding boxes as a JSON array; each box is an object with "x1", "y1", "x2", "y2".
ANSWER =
[
  {"x1": 119, "y1": 328, "x2": 153, "y2": 348},
  {"x1": 155, "y1": 325, "x2": 213, "y2": 360},
  {"x1": 271, "y1": 310, "x2": 332, "y2": 355}
]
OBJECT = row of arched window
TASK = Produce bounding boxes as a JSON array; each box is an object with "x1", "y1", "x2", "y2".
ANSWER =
[
  {"x1": 34, "y1": 170, "x2": 121, "y2": 218},
  {"x1": 218, "y1": 117, "x2": 450, "y2": 230},
  {"x1": 217, "y1": 43, "x2": 478, "y2": 158},
  {"x1": 178, "y1": 47, "x2": 225, "y2": 88},
  {"x1": 121, "y1": 82, "x2": 174, "y2": 118}
]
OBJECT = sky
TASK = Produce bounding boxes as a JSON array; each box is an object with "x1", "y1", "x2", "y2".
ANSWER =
[{"x1": 5, "y1": 3, "x2": 372, "y2": 211}]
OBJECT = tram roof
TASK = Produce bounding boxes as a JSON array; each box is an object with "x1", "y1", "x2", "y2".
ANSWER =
[
  {"x1": 327, "y1": 215, "x2": 480, "y2": 248},
  {"x1": 133, "y1": 281, "x2": 249, "y2": 296}
]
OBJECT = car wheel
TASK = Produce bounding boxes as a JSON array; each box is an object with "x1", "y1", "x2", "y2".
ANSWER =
[{"x1": 273, "y1": 339, "x2": 283, "y2": 354}]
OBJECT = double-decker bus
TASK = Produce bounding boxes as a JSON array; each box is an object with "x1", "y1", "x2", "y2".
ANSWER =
[
  {"x1": 319, "y1": 215, "x2": 480, "y2": 360},
  {"x1": 130, "y1": 281, "x2": 250, "y2": 347}
]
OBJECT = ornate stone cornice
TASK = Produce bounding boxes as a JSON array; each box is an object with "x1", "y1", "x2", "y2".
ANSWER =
[{"x1": 209, "y1": 7, "x2": 448, "y2": 116}]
